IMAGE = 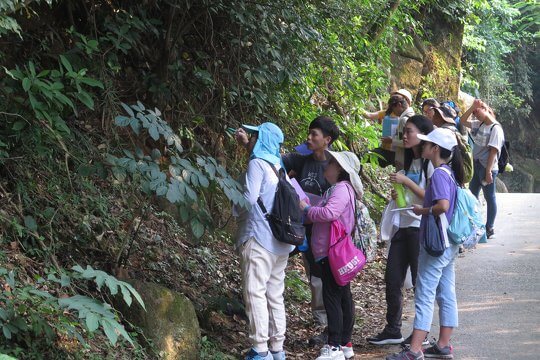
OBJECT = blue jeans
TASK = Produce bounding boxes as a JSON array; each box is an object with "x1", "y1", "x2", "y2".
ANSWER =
[
  {"x1": 469, "y1": 160, "x2": 498, "y2": 229},
  {"x1": 413, "y1": 244, "x2": 459, "y2": 332}
]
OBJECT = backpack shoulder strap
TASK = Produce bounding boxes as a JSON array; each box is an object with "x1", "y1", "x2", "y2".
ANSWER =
[
  {"x1": 256, "y1": 158, "x2": 281, "y2": 215},
  {"x1": 436, "y1": 166, "x2": 457, "y2": 186}
]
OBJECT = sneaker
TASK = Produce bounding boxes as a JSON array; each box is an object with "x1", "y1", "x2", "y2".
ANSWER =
[
  {"x1": 341, "y1": 342, "x2": 354, "y2": 359},
  {"x1": 423, "y1": 343, "x2": 453, "y2": 359},
  {"x1": 245, "y1": 348, "x2": 273, "y2": 360},
  {"x1": 309, "y1": 327, "x2": 329, "y2": 346},
  {"x1": 367, "y1": 330, "x2": 404, "y2": 345},
  {"x1": 486, "y1": 227, "x2": 495, "y2": 239},
  {"x1": 270, "y1": 350, "x2": 286, "y2": 360},
  {"x1": 401, "y1": 334, "x2": 430, "y2": 347},
  {"x1": 315, "y1": 345, "x2": 345, "y2": 360},
  {"x1": 386, "y1": 349, "x2": 425, "y2": 360}
]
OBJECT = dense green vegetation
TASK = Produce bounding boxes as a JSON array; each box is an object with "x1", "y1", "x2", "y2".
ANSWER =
[{"x1": 0, "y1": 0, "x2": 537, "y2": 358}]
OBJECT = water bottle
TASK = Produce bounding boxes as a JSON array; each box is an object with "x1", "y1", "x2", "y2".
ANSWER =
[{"x1": 393, "y1": 183, "x2": 407, "y2": 208}]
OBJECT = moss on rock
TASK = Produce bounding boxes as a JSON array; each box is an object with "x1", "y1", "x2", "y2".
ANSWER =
[{"x1": 118, "y1": 280, "x2": 201, "y2": 360}]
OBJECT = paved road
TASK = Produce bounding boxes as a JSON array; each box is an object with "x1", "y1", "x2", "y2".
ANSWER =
[{"x1": 401, "y1": 193, "x2": 540, "y2": 360}]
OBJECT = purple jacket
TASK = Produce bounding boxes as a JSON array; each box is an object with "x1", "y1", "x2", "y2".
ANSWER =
[{"x1": 307, "y1": 181, "x2": 356, "y2": 260}]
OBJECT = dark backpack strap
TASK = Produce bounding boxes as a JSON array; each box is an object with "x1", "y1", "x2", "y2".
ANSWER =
[{"x1": 256, "y1": 158, "x2": 281, "y2": 215}]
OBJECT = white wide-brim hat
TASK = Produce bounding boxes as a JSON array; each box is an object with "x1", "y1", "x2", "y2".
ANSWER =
[
  {"x1": 327, "y1": 150, "x2": 364, "y2": 198},
  {"x1": 416, "y1": 128, "x2": 457, "y2": 151}
]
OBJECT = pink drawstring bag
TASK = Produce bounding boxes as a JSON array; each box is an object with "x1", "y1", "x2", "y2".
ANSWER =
[{"x1": 328, "y1": 219, "x2": 366, "y2": 286}]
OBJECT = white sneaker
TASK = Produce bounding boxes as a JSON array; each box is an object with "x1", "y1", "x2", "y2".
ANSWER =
[
  {"x1": 341, "y1": 343, "x2": 354, "y2": 359},
  {"x1": 315, "y1": 345, "x2": 345, "y2": 360}
]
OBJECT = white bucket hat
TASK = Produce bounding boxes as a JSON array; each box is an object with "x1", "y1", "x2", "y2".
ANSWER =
[
  {"x1": 391, "y1": 89, "x2": 413, "y2": 105},
  {"x1": 416, "y1": 128, "x2": 457, "y2": 151},
  {"x1": 327, "y1": 151, "x2": 364, "y2": 198}
]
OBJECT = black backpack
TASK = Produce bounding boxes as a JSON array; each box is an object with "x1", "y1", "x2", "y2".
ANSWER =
[
  {"x1": 257, "y1": 161, "x2": 306, "y2": 246},
  {"x1": 489, "y1": 124, "x2": 510, "y2": 174}
]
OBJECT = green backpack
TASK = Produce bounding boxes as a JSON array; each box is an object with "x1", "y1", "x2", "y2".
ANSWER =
[{"x1": 455, "y1": 131, "x2": 474, "y2": 183}]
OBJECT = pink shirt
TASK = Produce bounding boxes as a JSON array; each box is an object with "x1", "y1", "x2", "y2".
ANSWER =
[{"x1": 307, "y1": 181, "x2": 356, "y2": 260}]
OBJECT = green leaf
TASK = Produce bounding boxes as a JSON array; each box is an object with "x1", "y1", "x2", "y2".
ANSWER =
[
  {"x1": 101, "y1": 318, "x2": 119, "y2": 345},
  {"x1": 198, "y1": 173, "x2": 210, "y2": 188},
  {"x1": 166, "y1": 183, "x2": 181, "y2": 203},
  {"x1": 85, "y1": 312, "x2": 99, "y2": 332},
  {"x1": 79, "y1": 77, "x2": 104, "y2": 89},
  {"x1": 59, "y1": 55, "x2": 73, "y2": 73},
  {"x1": 121, "y1": 102, "x2": 134, "y2": 117},
  {"x1": 190, "y1": 218, "x2": 205, "y2": 238},
  {"x1": 22, "y1": 77, "x2": 31, "y2": 91},
  {"x1": 77, "y1": 92, "x2": 94, "y2": 109},
  {"x1": 114, "y1": 115, "x2": 131, "y2": 127},
  {"x1": 148, "y1": 125, "x2": 159, "y2": 140},
  {"x1": 24, "y1": 215, "x2": 37, "y2": 231},
  {"x1": 121, "y1": 282, "x2": 145, "y2": 310},
  {"x1": 120, "y1": 285, "x2": 132, "y2": 307},
  {"x1": 2, "y1": 325, "x2": 12, "y2": 339},
  {"x1": 105, "y1": 276, "x2": 118, "y2": 295},
  {"x1": 12, "y1": 121, "x2": 25, "y2": 131},
  {"x1": 150, "y1": 149, "x2": 161, "y2": 160}
]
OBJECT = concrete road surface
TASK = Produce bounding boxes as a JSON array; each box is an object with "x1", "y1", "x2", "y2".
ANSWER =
[{"x1": 399, "y1": 193, "x2": 540, "y2": 360}]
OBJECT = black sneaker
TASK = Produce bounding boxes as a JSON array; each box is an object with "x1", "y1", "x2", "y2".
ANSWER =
[
  {"x1": 309, "y1": 327, "x2": 328, "y2": 346},
  {"x1": 486, "y1": 227, "x2": 495, "y2": 239},
  {"x1": 423, "y1": 343, "x2": 453, "y2": 359},
  {"x1": 367, "y1": 330, "x2": 404, "y2": 345},
  {"x1": 401, "y1": 334, "x2": 430, "y2": 347}
]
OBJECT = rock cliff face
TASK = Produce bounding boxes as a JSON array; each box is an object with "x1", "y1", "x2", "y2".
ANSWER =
[{"x1": 390, "y1": 12, "x2": 463, "y2": 104}]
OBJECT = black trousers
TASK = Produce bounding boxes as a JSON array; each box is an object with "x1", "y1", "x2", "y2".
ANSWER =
[
  {"x1": 320, "y1": 258, "x2": 355, "y2": 346},
  {"x1": 384, "y1": 227, "x2": 420, "y2": 336}
]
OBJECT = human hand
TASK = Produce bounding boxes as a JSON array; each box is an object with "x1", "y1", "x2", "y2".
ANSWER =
[
  {"x1": 381, "y1": 137, "x2": 393, "y2": 146},
  {"x1": 391, "y1": 189, "x2": 397, "y2": 200},
  {"x1": 390, "y1": 172, "x2": 406, "y2": 184},
  {"x1": 472, "y1": 98, "x2": 483, "y2": 110},
  {"x1": 484, "y1": 171, "x2": 493, "y2": 185},
  {"x1": 299, "y1": 200, "x2": 309, "y2": 211},
  {"x1": 412, "y1": 204, "x2": 424, "y2": 216},
  {"x1": 235, "y1": 128, "x2": 249, "y2": 147}
]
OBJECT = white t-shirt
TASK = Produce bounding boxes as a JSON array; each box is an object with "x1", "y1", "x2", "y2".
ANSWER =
[
  {"x1": 399, "y1": 158, "x2": 434, "y2": 228},
  {"x1": 233, "y1": 158, "x2": 295, "y2": 256},
  {"x1": 470, "y1": 120, "x2": 504, "y2": 170}
]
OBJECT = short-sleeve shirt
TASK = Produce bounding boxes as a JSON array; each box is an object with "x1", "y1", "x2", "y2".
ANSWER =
[
  {"x1": 470, "y1": 120, "x2": 505, "y2": 170},
  {"x1": 399, "y1": 158, "x2": 434, "y2": 228},
  {"x1": 282, "y1": 153, "x2": 331, "y2": 196},
  {"x1": 420, "y1": 165, "x2": 457, "y2": 236}
]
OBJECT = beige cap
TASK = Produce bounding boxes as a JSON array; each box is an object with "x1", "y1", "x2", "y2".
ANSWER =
[{"x1": 391, "y1": 89, "x2": 413, "y2": 105}]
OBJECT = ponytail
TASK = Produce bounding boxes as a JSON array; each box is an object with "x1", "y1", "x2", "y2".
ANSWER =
[{"x1": 440, "y1": 146, "x2": 464, "y2": 187}]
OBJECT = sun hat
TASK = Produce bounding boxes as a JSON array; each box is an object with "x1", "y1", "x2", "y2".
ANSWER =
[
  {"x1": 416, "y1": 128, "x2": 457, "y2": 151},
  {"x1": 433, "y1": 104, "x2": 457, "y2": 125},
  {"x1": 327, "y1": 150, "x2": 363, "y2": 197},
  {"x1": 241, "y1": 124, "x2": 260, "y2": 133},
  {"x1": 391, "y1": 89, "x2": 413, "y2": 105},
  {"x1": 243, "y1": 122, "x2": 284, "y2": 165}
]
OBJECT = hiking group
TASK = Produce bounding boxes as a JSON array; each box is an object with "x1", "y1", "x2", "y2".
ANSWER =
[{"x1": 231, "y1": 89, "x2": 507, "y2": 360}]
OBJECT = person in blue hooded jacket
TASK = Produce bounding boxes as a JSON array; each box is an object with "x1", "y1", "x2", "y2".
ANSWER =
[{"x1": 233, "y1": 122, "x2": 294, "y2": 360}]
